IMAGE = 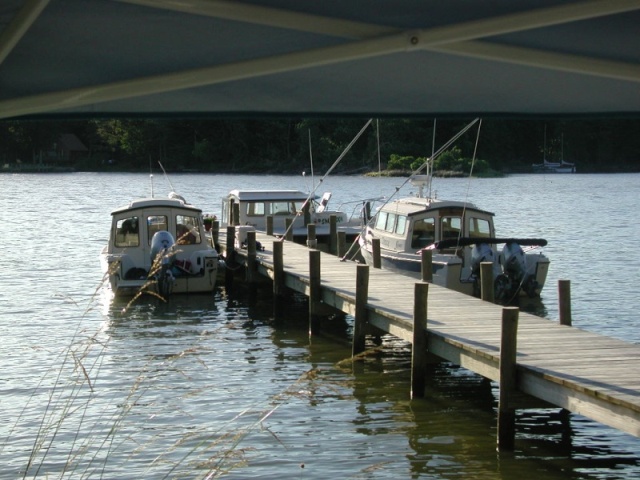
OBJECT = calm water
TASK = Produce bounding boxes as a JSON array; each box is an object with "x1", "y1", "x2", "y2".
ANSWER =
[{"x1": 1, "y1": 172, "x2": 639, "y2": 479}]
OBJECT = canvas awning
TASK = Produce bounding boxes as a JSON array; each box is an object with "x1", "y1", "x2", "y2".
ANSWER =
[{"x1": 1, "y1": 0, "x2": 639, "y2": 119}]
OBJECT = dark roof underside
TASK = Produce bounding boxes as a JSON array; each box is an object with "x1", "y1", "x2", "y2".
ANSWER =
[{"x1": 1, "y1": 0, "x2": 639, "y2": 120}]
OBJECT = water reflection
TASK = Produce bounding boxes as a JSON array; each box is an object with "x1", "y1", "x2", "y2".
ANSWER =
[{"x1": 43, "y1": 280, "x2": 640, "y2": 478}]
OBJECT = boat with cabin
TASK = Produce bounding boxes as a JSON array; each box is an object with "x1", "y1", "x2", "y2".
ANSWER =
[
  {"x1": 101, "y1": 192, "x2": 220, "y2": 297},
  {"x1": 220, "y1": 189, "x2": 367, "y2": 250},
  {"x1": 358, "y1": 175, "x2": 550, "y2": 302}
]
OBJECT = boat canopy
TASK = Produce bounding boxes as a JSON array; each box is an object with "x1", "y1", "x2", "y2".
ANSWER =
[
  {"x1": 227, "y1": 190, "x2": 318, "y2": 202},
  {"x1": 379, "y1": 198, "x2": 494, "y2": 217},
  {"x1": 111, "y1": 197, "x2": 202, "y2": 215}
]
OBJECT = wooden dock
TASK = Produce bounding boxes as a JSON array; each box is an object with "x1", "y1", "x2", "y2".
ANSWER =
[{"x1": 218, "y1": 228, "x2": 640, "y2": 449}]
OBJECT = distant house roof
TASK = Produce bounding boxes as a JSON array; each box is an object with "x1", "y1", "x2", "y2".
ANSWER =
[{"x1": 58, "y1": 134, "x2": 88, "y2": 152}]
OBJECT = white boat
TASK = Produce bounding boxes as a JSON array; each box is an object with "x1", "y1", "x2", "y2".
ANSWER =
[
  {"x1": 101, "y1": 192, "x2": 220, "y2": 297},
  {"x1": 220, "y1": 189, "x2": 367, "y2": 247},
  {"x1": 358, "y1": 176, "x2": 550, "y2": 302}
]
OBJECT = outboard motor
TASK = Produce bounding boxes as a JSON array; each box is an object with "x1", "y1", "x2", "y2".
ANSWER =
[
  {"x1": 500, "y1": 242, "x2": 527, "y2": 281},
  {"x1": 150, "y1": 231, "x2": 176, "y2": 298},
  {"x1": 497, "y1": 242, "x2": 539, "y2": 301}
]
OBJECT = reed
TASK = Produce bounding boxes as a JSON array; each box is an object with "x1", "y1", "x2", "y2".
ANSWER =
[{"x1": 2, "y1": 270, "x2": 346, "y2": 478}]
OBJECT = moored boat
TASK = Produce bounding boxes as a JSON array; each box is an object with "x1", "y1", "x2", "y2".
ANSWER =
[
  {"x1": 220, "y1": 189, "x2": 368, "y2": 249},
  {"x1": 101, "y1": 192, "x2": 220, "y2": 298},
  {"x1": 359, "y1": 176, "x2": 550, "y2": 302}
]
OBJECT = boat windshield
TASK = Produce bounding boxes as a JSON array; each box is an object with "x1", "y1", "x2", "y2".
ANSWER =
[
  {"x1": 469, "y1": 216, "x2": 492, "y2": 237},
  {"x1": 411, "y1": 217, "x2": 435, "y2": 248},
  {"x1": 147, "y1": 215, "x2": 168, "y2": 244},
  {"x1": 115, "y1": 216, "x2": 140, "y2": 247},
  {"x1": 271, "y1": 201, "x2": 300, "y2": 215},
  {"x1": 374, "y1": 212, "x2": 407, "y2": 235},
  {"x1": 441, "y1": 216, "x2": 462, "y2": 240},
  {"x1": 176, "y1": 214, "x2": 201, "y2": 245}
]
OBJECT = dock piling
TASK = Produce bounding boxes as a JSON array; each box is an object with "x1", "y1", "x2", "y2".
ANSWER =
[
  {"x1": 352, "y1": 264, "x2": 370, "y2": 356},
  {"x1": 309, "y1": 249, "x2": 321, "y2": 335},
  {"x1": 497, "y1": 306, "x2": 519, "y2": 451},
  {"x1": 225, "y1": 226, "x2": 235, "y2": 287},
  {"x1": 232, "y1": 203, "x2": 240, "y2": 226},
  {"x1": 272, "y1": 240, "x2": 284, "y2": 317},
  {"x1": 411, "y1": 282, "x2": 429, "y2": 399},
  {"x1": 372, "y1": 238, "x2": 381, "y2": 269},
  {"x1": 211, "y1": 220, "x2": 220, "y2": 250},
  {"x1": 329, "y1": 214, "x2": 337, "y2": 254},
  {"x1": 285, "y1": 218, "x2": 294, "y2": 242},
  {"x1": 266, "y1": 216, "x2": 274, "y2": 236},
  {"x1": 421, "y1": 249, "x2": 433, "y2": 282},
  {"x1": 559, "y1": 279, "x2": 572, "y2": 326},
  {"x1": 337, "y1": 231, "x2": 347, "y2": 258},
  {"x1": 246, "y1": 230, "x2": 256, "y2": 283},
  {"x1": 307, "y1": 223, "x2": 317, "y2": 249},
  {"x1": 303, "y1": 201, "x2": 311, "y2": 226},
  {"x1": 480, "y1": 262, "x2": 495, "y2": 303}
]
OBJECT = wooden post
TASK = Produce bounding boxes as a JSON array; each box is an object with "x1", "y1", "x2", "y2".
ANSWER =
[
  {"x1": 285, "y1": 218, "x2": 294, "y2": 242},
  {"x1": 232, "y1": 202, "x2": 240, "y2": 226},
  {"x1": 246, "y1": 230, "x2": 256, "y2": 284},
  {"x1": 211, "y1": 220, "x2": 220, "y2": 250},
  {"x1": 329, "y1": 214, "x2": 337, "y2": 255},
  {"x1": 273, "y1": 240, "x2": 284, "y2": 317},
  {"x1": 266, "y1": 216, "x2": 274, "y2": 236},
  {"x1": 372, "y1": 238, "x2": 381, "y2": 269},
  {"x1": 497, "y1": 306, "x2": 519, "y2": 451},
  {"x1": 364, "y1": 201, "x2": 371, "y2": 222},
  {"x1": 480, "y1": 262, "x2": 495, "y2": 303},
  {"x1": 558, "y1": 279, "x2": 572, "y2": 326},
  {"x1": 352, "y1": 264, "x2": 370, "y2": 356},
  {"x1": 228, "y1": 199, "x2": 235, "y2": 226},
  {"x1": 307, "y1": 223, "x2": 317, "y2": 249},
  {"x1": 411, "y1": 282, "x2": 429, "y2": 399},
  {"x1": 225, "y1": 225, "x2": 236, "y2": 287},
  {"x1": 337, "y1": 231, "x2": 346, "y2": 258},
  {"x1": 303, "y1": 201, "x2": 311, "y2": 226},
  {"x1": 309, "y1": 249, "x2": 321, "y2": 335},
  {"x1": 421, "y1": 249, "x2": 433, "y2": 282}
]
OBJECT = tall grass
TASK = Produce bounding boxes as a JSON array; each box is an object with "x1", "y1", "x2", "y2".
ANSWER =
[{"x1": 1, "y1": 265, "x2": 339, "y2": 479}]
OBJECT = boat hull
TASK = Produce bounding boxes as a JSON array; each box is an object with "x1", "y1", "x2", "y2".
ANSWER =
[
  {"x1": 101, "y1": 248, "x2": 219, "y2": 297},
  {"x1": 359, "y1": 237, "x2": 549, "y2": 299}
]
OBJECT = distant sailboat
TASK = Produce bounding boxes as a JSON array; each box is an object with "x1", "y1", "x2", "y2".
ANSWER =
[{"x1": 532, "y1": 129, "x2": 576, "y2": 173}]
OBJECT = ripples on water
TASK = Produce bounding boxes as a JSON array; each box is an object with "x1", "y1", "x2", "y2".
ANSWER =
[{"x1": 0, "y1": 173, "x2": 639, "y2": 479}]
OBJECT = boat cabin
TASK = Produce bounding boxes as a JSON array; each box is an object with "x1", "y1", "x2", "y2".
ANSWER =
[
  {"x1": 221, "y1": 189, "x2": 350, "y2": 234},
  {"x1": 106, "y1": 197, "x2": 214, "y2": 280},
  {"x1": 372, "y1": 197, "x2": 495, "y2": 254}
]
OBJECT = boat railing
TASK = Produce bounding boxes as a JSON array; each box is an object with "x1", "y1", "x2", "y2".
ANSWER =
[{"x1": 336, "y1": 196, "x2": 386, "y2": 225}]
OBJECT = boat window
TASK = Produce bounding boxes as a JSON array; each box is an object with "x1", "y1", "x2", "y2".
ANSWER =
[
  {"x1": 441, "y1": 216, "x2": 461, "y2": 240},
  {"x1": 374, "y1": 211, "x2": 388, "y2": 230},
  {"x1": 469, "y1": 217, "x2": 491, "y2": 238},
  {"x1": 272, "y1": 201, "x2": 296, "y2": 215},
  {"x1": 246, "y1": 202, "x2": 265, "y2": 217},
  {"x1": 147, "y1": 215, "x2": 168, "y2": 244},
  {"x1": 411, "y1": 217, "x2": 435, "y2": 248},
  {"x1": 385, "y1": 213, "x2": 397, "y2": 232},
  {"x1": 176, "y1": 214, "x2": 201, "y2": 245},
  {"x1": 115, "y1": 216, "x2": 139, "y2": 247},
  {"x1": 395, "y1": 215, "x2": 407, "y2": 235}
]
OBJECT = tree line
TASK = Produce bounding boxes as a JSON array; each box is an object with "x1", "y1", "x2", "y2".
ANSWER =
[{"x1": 1, "y1": 117, "x2": 639, "y2": 174}]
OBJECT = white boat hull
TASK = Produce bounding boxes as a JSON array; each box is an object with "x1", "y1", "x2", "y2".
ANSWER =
[{"x1": 359, "y1": 236, "x2": 549, "y2": 299}]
